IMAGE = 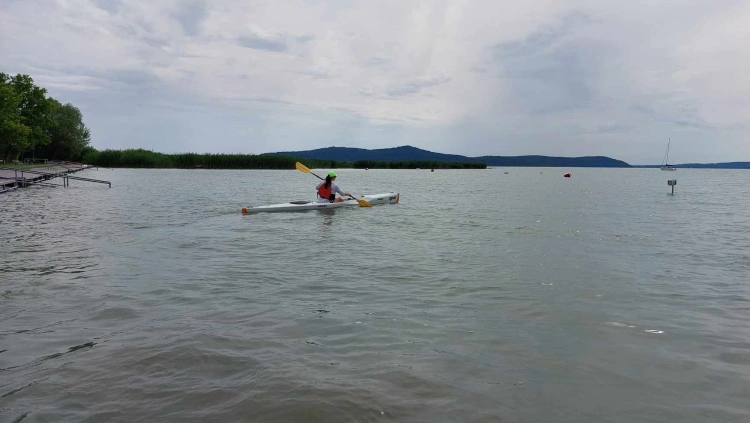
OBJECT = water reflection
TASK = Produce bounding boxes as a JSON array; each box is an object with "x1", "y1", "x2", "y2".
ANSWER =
[{"x1": 317, "y1": 208, "x2": 336, "y2": 228}]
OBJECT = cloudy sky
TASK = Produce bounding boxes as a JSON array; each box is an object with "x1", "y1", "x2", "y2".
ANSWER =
[{"x1": 2, "y1": 0, "x2": 748, "y2": 164}]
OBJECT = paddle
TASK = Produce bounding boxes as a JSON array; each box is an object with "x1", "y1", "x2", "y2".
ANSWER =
[
  {"x1": 295, "y1": 161, "x2": 325, "y2": 180},
  {"x1": 295, "y1": 162, "x2": 372, "y2": 207}
]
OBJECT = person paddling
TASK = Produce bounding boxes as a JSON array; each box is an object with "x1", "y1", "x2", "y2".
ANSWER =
[{"x1": 316, "y1": 171, "x2": 350, "y2": 203}]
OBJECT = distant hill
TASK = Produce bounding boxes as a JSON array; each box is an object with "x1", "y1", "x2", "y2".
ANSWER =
[
  {"x1": 637, "y1": 162, "x2": 750, "y2": 169},
  {"x1": 476, "y1": 155, "x2": 629, "y2": 167},
  {"x1": 271, "y1": 145, "x2": 632, "y2": 168},
  {"x1": 272, "y1": 146, "x2": 477, "y2": 163}
]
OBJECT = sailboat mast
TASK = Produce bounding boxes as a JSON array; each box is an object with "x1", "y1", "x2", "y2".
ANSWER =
[{"x1": 660, "y1": 137, "x2": 676, "y2": 170}]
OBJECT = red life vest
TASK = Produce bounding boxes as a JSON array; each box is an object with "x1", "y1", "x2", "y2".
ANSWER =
[{"x1": 318, "y1": 183, "x2": 332, "y2": 199}]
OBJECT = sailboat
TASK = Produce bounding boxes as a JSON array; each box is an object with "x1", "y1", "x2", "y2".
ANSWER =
[{"x1": 660, "y1": 138, "x2": 677, "y2": 171}]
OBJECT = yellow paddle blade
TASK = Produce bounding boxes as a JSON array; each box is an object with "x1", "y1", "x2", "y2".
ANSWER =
[
  {"x1": 295, "y1": 162, "x2": 311, "y2": 173},
  {"x1": 354, "y1": 197, "x2": 373, "y2": 207}
]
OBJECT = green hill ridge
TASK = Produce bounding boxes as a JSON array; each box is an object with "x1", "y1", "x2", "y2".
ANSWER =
[{"x1": 271, "y1": 145, "x2": 632, "y2": 167}]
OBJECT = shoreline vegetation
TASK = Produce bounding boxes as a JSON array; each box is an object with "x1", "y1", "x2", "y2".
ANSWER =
[{"x1": 83, "y1": 149, "x2": 487, "y2": 170}]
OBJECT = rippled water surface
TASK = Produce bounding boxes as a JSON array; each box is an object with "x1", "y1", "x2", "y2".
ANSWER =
[{"x1": 1, "y1": 168, "x2": 749, "y2": 422}]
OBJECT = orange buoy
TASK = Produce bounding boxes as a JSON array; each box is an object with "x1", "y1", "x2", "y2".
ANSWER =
[
  {"x1": 563, "y1": 173, "x2": 571, "y2": 178},
  {"x1": 242, "y1": 207, "x2": 248, "y2": 214}
]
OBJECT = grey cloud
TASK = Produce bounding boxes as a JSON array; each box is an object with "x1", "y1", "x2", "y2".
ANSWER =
[
  {"x1": 102, "y1": 69, "x2": 160, "y2": 87},
  {"x1": 671, "y1": 103, "x2": 711, "y2": 129},
  {"x1": 386, "y1": 73, "x2": 451, "y2": 97},
  {"x1": 237, "y1": 30, "x2": 315, "y2": 52},
  {"x1": 140, "y1": 35, "x2": 171, "y2": 49},
  {"x1": 296, "y1": 34, "x2": 315, "y2": 43},
  {"x1": 359, "y1": 86, "x2": 375, "y2": 97},
  {"x1": 492, "y1": 12, "x2": 592, "y2": 59},
  {"x1": 469, "y1": 64, "x2": 488, "y2": 74},
  {"x1": 237, "y1": 34, "x2": 287, "y2": 52},
  {"x1": 227, "y1": 96, "x2": 297, "y2": 106},
  {"x1": 632, "y1": 103, "x2": 710, "y2": 130},
  {"x1": 631, "y1": 103, "x2": 654, "y2": 116},
  {"x1": 484, "y1": 12, "x2": 600, "y2": 113},
  {"x1": 172, "y1": 0, "x2": 209, "y2": 37},
  {"x1": 298, "y1": 66, "x2": 333, "y2": 79},
  {"x1": 91, "y1": 0, "x2": 122, "y2": 14},
  {"x1": 597, "y1": 123, "x2": 632, "y2": 133},
  {"x1": 111, "y1": 17, "x2": 170, "y2": 48},
  {"x1": 362, "y1": 56, "x2": 391, "y2": 68},
  {"x1": 671, "y1": 119, "x2": 705, "y2": 129},
  {"x1": 37, "y1": 66, "x2": 162, "y2": 93}
]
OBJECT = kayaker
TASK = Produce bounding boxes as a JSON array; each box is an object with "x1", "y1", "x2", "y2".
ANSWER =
[{"x1": 317, "y1": 171, "x2": 350, "y2": 203}]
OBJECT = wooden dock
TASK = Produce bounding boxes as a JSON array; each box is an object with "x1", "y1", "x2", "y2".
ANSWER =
[{"x1": 0, "y1": 163, "x2": 110, "y2": 191}]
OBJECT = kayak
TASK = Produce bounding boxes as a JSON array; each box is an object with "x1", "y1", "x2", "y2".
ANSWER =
[{"x1": 242, "y1": 192, "x2": 399, "y2": 214}]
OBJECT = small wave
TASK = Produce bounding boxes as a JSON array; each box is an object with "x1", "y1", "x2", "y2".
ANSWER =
[
  {"x1": 603, "y1": 322, "x2": 629, "y2": 328},
  {"x1": 90, "y1": 307, "x2": 140, "y2": 321}
]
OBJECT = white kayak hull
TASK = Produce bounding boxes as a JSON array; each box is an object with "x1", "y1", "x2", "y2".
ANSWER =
[{"x1": 242, "y1": 192, "x2": 399, "y2": 214}]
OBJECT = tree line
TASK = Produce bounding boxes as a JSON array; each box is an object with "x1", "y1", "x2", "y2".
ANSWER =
[
  {"x1": 1, "y1": 73, "x2": 92, "y2": 163},
  {"x1": 83, "y1": 149, "x2": 487, "y2": 169},
  {"x1": 84, "y1": 149, "x2": 342, "y2": 169}
]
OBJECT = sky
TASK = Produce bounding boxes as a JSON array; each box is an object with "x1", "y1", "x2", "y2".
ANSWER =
[{"x1": 1, "y1": 0, "x2": 749, "y2": 164}]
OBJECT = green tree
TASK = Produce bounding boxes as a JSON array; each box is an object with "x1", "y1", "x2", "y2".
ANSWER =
[
  {"x1": 0, "y1": 73, "x2": 51, "y2": 160},
  {"x1": 1, "y1": 75, "x2": 27, "y2": 161},
  {"x1": 41, "y1": 99, "x2": 91, "y2": 160}
]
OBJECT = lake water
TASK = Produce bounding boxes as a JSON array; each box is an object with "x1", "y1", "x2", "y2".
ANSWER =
[{"x1": 1, "y1": 167, "x2": 749, "y2": 422}]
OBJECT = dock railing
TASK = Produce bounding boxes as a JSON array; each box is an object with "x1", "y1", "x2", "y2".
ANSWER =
[{"x1": 0, "y1": 166, "x2": 111, "y2": 188}]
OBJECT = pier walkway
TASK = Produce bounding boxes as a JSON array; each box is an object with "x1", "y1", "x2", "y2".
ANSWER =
[{"x1": 0, "y1": 163, "x2": 110, "y2": 192}]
